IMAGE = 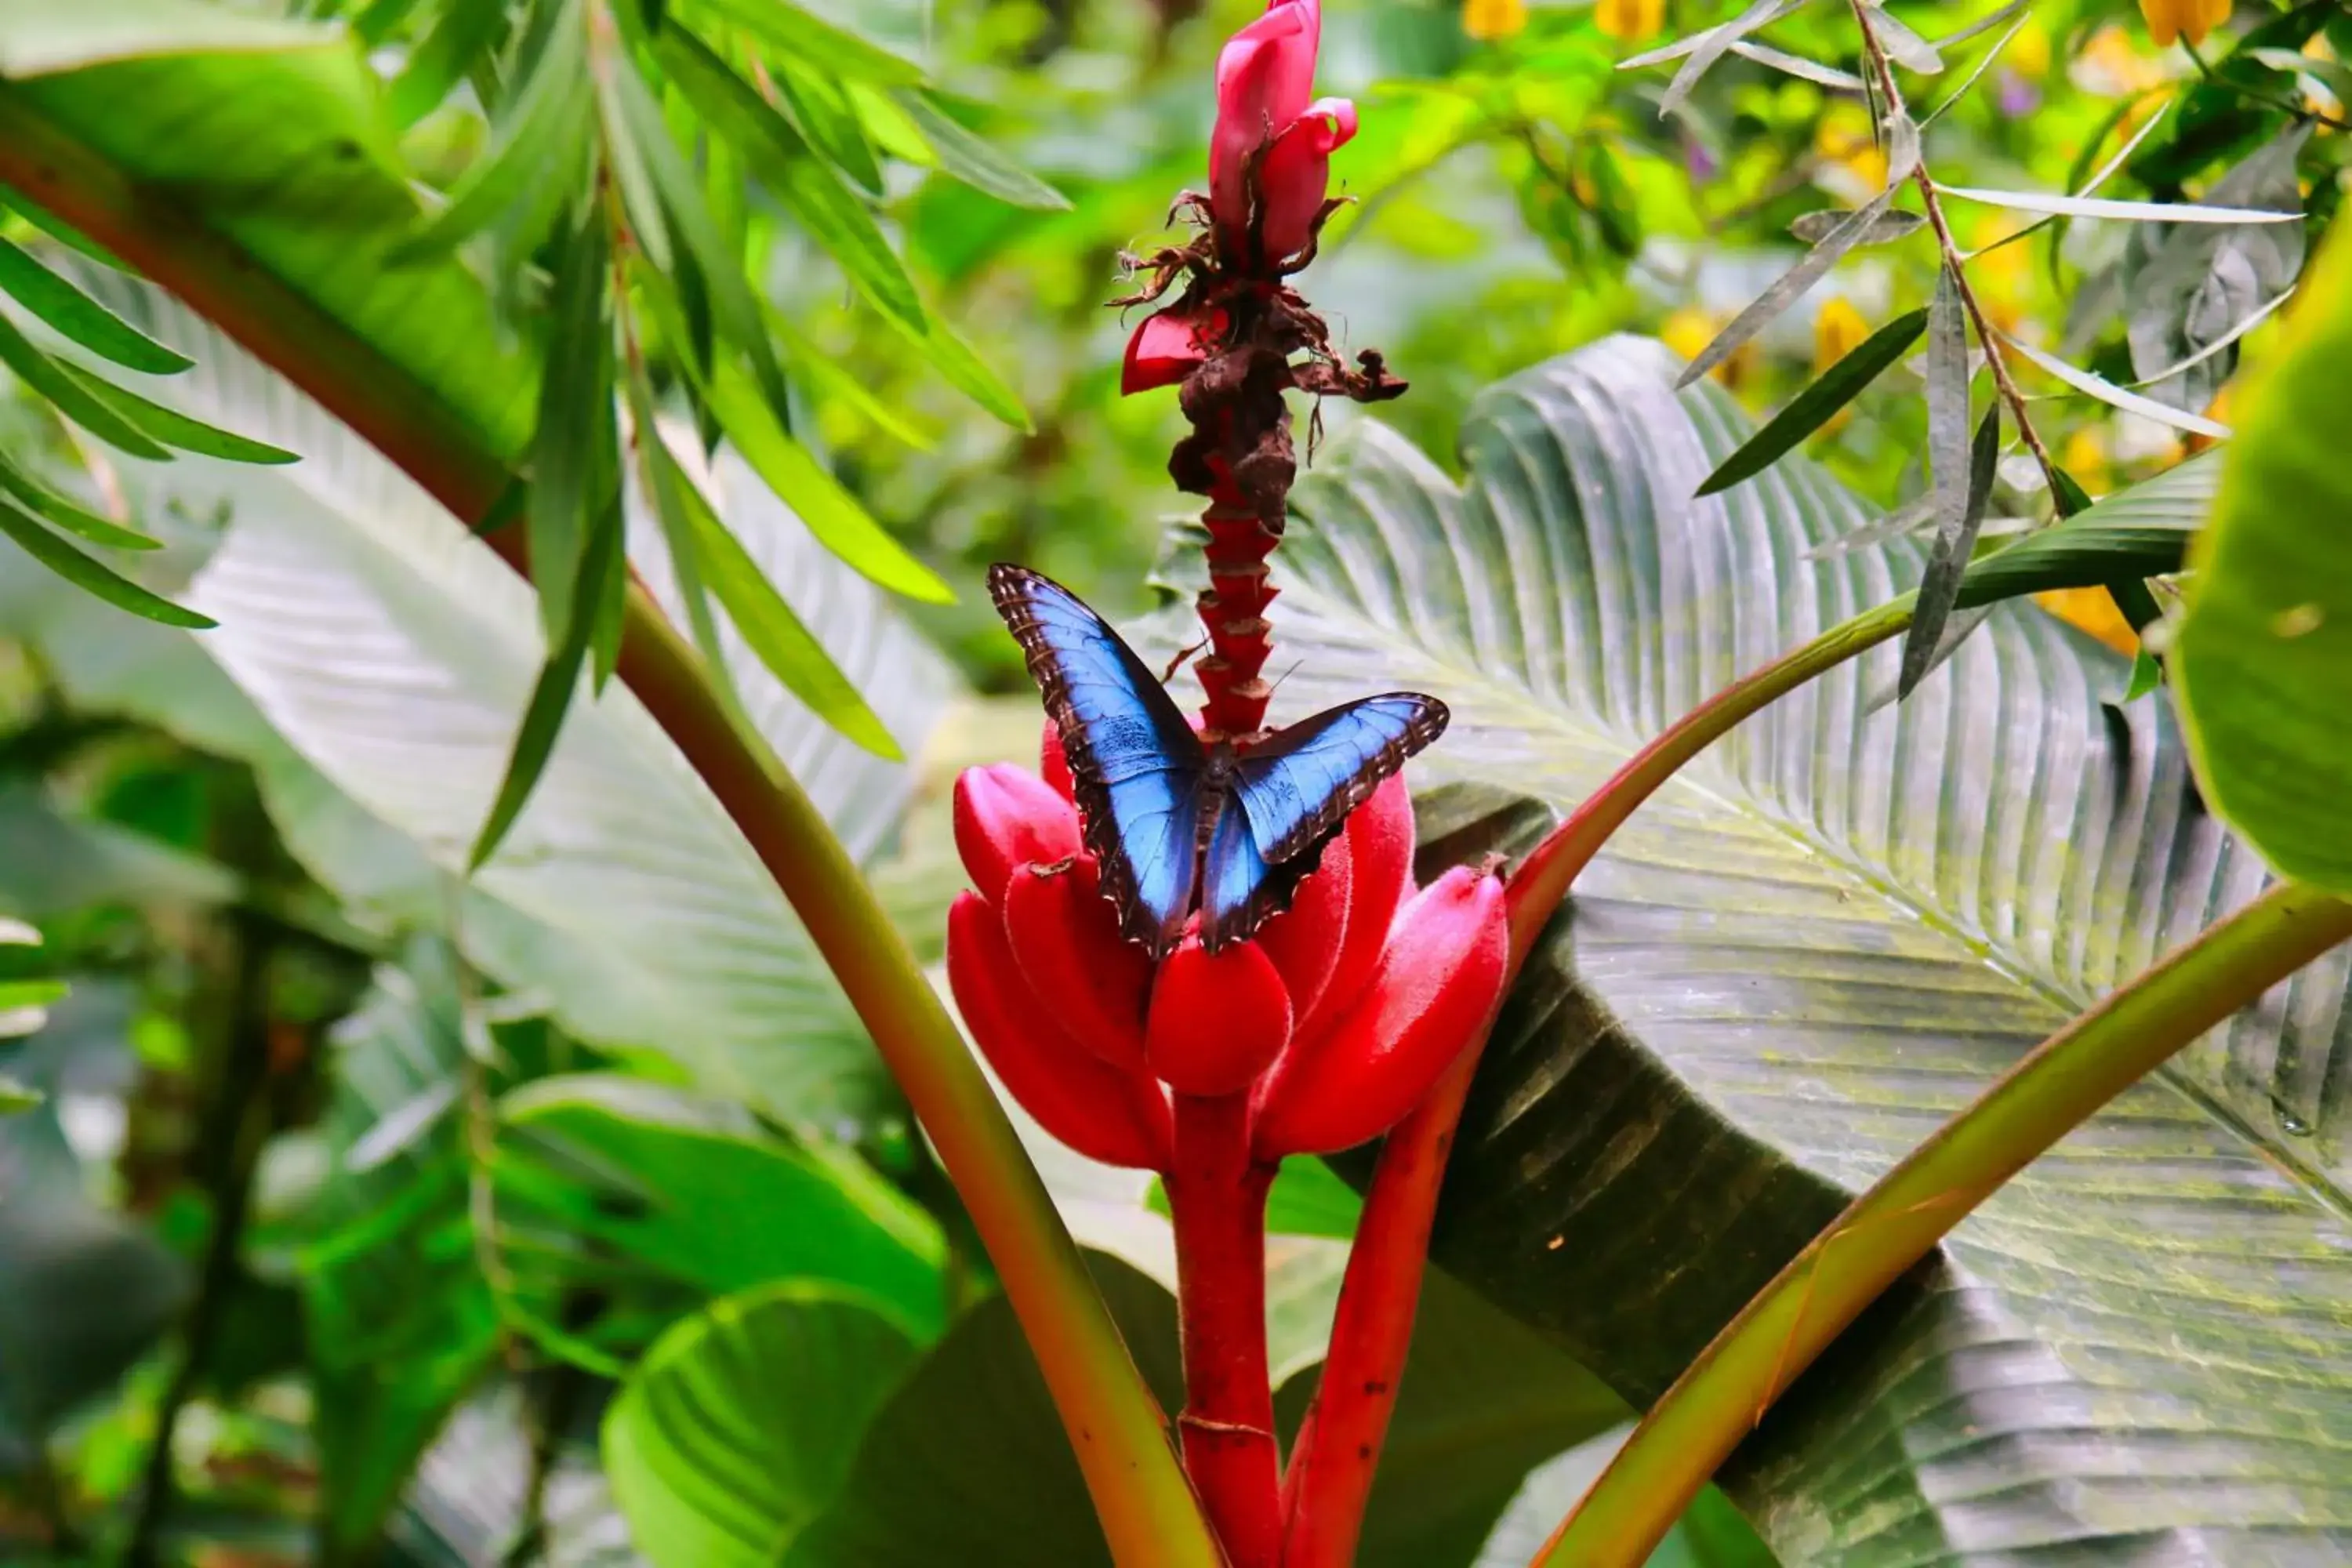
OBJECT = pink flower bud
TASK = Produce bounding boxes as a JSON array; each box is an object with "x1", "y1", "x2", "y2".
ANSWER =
[
  {"x1": 1299, "y1": 774, "x2": 1415, "y2": 1040},
  {"x1": 954, "y1": 763, "x2": 1080, "y2": 905},
  {"x1": 949, "y1": 892, "x2": 1172, "y2": 1169},
  {"x1": 1121, "y1": 305, "x2": 1228, "y2": 394},
  {"x1": 1004, "y1": 858, "x2": 1153, "y2": 1072},
  {"x1": 1145, "y1": 935, "x2": 1294, "y2": 1097},
  {"x1": 1211, "y1": 1, "x2": 1323, "y2": 247},
  {"x1": 1250, "y1": 831, "x2": 1352, "y2": 1030},
  {"x1": 1257, "y1": 97, "x2": 1356, "y2": 263},
  {"x1": 1253, "y1": 866, "x2": 1508, "y2": 1158}
]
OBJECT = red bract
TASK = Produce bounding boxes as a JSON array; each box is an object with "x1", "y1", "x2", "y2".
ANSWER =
[
  {"x1": 1123, "y1": 305, "x2": 1229, "y2": 394},
  {"x1": 945, "y1": 754, "x2": 1506, "y2": 1171}
]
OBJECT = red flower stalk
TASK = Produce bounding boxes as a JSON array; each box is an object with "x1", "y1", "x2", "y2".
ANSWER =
[{"x1": 945, "y1": 730, "x2": 1507, "y2": 1566}]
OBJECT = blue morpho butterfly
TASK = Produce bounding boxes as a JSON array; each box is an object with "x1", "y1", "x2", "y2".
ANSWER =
[{"x1": 989, "y1": 564, "x2": 1448, "y2": 960}]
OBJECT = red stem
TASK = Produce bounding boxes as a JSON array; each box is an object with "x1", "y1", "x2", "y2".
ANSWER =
[
  {"x1": 1196, "y1": 466, "x2": 1281, "y2": 739},
  {"x1": 1168, "y1": 1092, "x2": 1281, "y2": 1568}
]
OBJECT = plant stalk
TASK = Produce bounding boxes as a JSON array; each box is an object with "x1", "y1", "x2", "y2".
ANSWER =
[
  {"x1": 1534, "y1": 880, "x2": 2352, "y2": 1566},
  {"x1": 1168, "y1": 1094, "x2": 1280, "y2": 1568},
  {"x1": 1279, "y1": 601, "x2": 1915, "y2": 1566},
  {"x1": 0, "y1": 96, "x2": 1222, "y2": 1568}
]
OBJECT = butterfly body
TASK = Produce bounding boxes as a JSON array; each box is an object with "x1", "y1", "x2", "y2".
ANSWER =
[{"x1": 989, "y1": 564, "x2": 1446, "y2": 958}]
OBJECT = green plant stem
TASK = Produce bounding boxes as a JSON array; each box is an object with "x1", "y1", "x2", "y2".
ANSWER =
[
  {"x1": 1280, "y1": 601, "x2": 1914, "y2": 1568},
  {"x1": 1535, "y1": 879, "x2": 2352, "y2": 1567},
  {"x1": 0, "y1": 95, "x2": 1221, "y2": 1568}
]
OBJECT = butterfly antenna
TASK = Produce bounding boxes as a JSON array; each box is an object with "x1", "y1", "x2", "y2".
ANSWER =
[
  {"x1": 1265, "y1": 658, "x2": 1305, "y2": 699},
  {"x1": 1160, "y1": 635, "x2": 1210, "y2": 686}
]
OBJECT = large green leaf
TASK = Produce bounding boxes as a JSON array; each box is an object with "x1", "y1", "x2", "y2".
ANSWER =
[
  {"x1": 3, "y1": 277, "x2": 956, "y2": 1128},
  {"x1": 1139, "y1": 336, "x2": 2352, "y2": 1562},
  {"x1": 779, "y1": 1253, "x2": 1183, "y2": 1566},
  {"x1": 2172, "y1": 226, "x2": 2352, "y2": 895},
  {"x1": 496, "y1": 1074, "x2": 948, "y2": 1345},
  {"x1": 604, "y1": 1283, "x2": 922, "y2": 1568}
]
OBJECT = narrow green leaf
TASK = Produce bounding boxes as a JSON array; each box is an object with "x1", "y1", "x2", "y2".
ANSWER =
[
  {"x1": 2123, "y1": 648, "x2": 2165, "y2": 699},
  {"x1": 1900, "y1": 398, "x2": 2001, "y2": 696},
  {"x1": 390, "y1": 17, "x2": 591, "y2": 260},
  {"x1": 0, "y1": 499, "x2": 213, "y2": 627},
  {"x1": 655, "y1": 29, "x2": 928, "y2": 336},
  {"x1": 0, "y1": 310, "x2": 172, "y2": 458},
  {"x1": 627, "y1": 368, "x2": 736, "y2": 713},
  {"x1": 775, "y1": 56, "x2": 884, "y2": 194},
  {"x1": 388, "y1": 0, "x2": 507, "y2": 128},
  {"x1": 2049, "y1": 466, "x2": 2096, "y2": 517},
  {"x1": 885, "y1": 307, "x2": 1030, "y2": 432},
  {"x1": 702, "y1": 355, "x2": 952, "y2": 604},
  {"x1": 773, "y1": 314, "x2": 935, "y2": 449},
  {"x1": 54, "y1": 360, "x2": 297, "y2": 462},
  {"x1": 0, "y1": 448, "x2": 158, "y2": 550},
  {"x1": 0, "y1": 236, "x2": 190, "y2": 372},
  {"x1": 890, "y1": 89, "x2": 1069, "y2": 212},
  {"x1": 686, "y1": 0, "x2": 925, "y2": 85},
  {"x1": 604, "y1": 45, "x2": 801, "y2": 417},
  {"x1": 529, "y1": 213, "x2": 612, "y2": 648},
  {"x1": 0, "y1": 1074, "x2": 44, "y2": 1112},
  {"x1": 468, "y1": 510, "x2": 620, "y2": 869},
  {"x1": 589, "y1": 500, "x2": 628, "y2": 691},
  {"x1": 0, "y1": 180, "x2": 129, "y2": 270},
  {"x1": 1695, "y1": 307, "x2": 1926, "y2": 496},
  {"x1": 677, "y1": 452, "x2": 902, "y2": 759}
]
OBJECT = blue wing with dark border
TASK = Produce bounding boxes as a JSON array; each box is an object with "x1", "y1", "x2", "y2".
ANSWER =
[
  {"x1": 1198, "y1": 693, "x2": 1449, "y2": 951},
  {"x1": 988, "y1": 564, "x2": 1205, "y2": 956}
]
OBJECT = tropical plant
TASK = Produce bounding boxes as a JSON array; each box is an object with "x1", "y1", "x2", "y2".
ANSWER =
[{"x1": 1, "y1": 1, "x2": 2347, "y2": 1566}]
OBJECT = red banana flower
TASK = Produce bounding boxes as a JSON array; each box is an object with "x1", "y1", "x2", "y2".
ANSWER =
[
  {"x1": 1120, "y1": 0, "x2": 1358, "y2": 394},
  {"x1": 943, "y1": 726, "x2": 1507, "y2": 1171}
]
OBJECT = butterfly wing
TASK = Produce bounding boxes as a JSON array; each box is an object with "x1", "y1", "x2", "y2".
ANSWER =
[
  {"x1": 988, "y1": 564, "x2": 1205, "y2": 957},
  {"x1": 1198, "y1": 693, "x2": 1450, "y2": 951}
]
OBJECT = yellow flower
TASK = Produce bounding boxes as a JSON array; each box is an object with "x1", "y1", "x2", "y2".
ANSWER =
[
  {"x1": 1465, "y1": 0, "x2": 1528, "y2": 41},
  {"x1": 2139, "y1": 0, "x2": 2230, "y2": 50},
  {"x1": 1596, "y1": 0, "x2": 1665, "y2": 43},
  {"x1": 1812, "y1": 296, "x2": 1869, "y2": 434},
  {"x1": 2034, "y1": 586, "x2": 2140, "y2": 655},
  {"x1": 1663, "y1": 306, "x2": 1758, "y2": 390},
  {"x1": 2009, "y1": 18, "x2": 2052, "y2": 79},
  {"x1": 2078, "y1": 24, "x2": 2168, "y2": 96},
  {"x1": 1814, "y1": 296, "x2": 1867, "y2": 368},
  {"x1": 1968, "y1": 214, "x2": 2029, "y2": 336},
  {"x1": 1813, "y1": 101, "x2": 1887, "y2": 198},
  {"x1": 2061, "y1": 425, "x2": 2112, "y2": 496},
  {"x1": 2186, "y1": 380, "x2": 2234, "y2": 454}
]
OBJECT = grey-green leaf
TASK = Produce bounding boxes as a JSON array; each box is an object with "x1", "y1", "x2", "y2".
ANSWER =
[
  {"x1": 1676, "y1": 184, "x2": 1900, "y2": 388},
  {"x1": 1898, "y1": 397, "x2": 1999, "y2": 696}
]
